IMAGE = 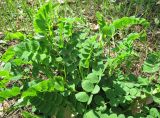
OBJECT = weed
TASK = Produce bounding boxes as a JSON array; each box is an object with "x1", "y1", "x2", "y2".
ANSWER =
[{"x1": 0, "y1": 1, "x2": 160, "y2": 118}]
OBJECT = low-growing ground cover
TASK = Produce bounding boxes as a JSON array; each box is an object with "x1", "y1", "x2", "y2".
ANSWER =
[{"x1": 0, "y1": 1, "x2": 160, "y2": 118}]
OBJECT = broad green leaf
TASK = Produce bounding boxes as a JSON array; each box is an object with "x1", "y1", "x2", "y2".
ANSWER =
[
  {"x1": 22, "y1": 76, "x2": 64, "y2": 98},
  {"x1": 34, "y1": 3, "x2": 52, "y2": 34},
  {"x1": 128, "y1": 116, "x2": 134, "y2": 118},
  {"x1": 147, "y1": 52, "x2": 160, "y2": 64},
  {"x1": 138, "y1": 76, "x2": 150, "y2": 85},
  {"x1": 143, "y1": 52, "x2": 160, "y2": 73},
  {"x1": 125, "y1": 33, "x2": 140, "y2": 42},
  {"x1": 5, "y1": 32, "x2": 26, "y2": 41},
  {"x1": 1, "y1": 47, "x2": 15, "y2": 62},
  {"x1": 75, "y1": 92, "x2": 89, "y2": 103},
  {"x1": 153, "y1": 93, "x2": 160, "y2": 104},
  {"x1": 125, "y1": 96, "x2": 132, "y2": 101},
  {"x1": 146, "y1": 115, "x2": 154, "y2": 118},
  {"x1": 13, "y1": 40, "x2": 40, "y2": 61},
  {"x1": 0, "y1": 70, "x2": 10, "y2": 77},
  {"x1": 0, "y1": 87, "x2": 20, "y2": 102},
  {"x1": 56, "y1": 57, "x2": 63, "y2": 62},
  {"x1": 22, "y1": 88, "x2": 37, "y2": 98},
  {"x1": 130, "y1": 88, "x2": 137, "y2": 96},
  {"x1": 101, "y1": 114, "x2": 109, "y2": 118},
  {"x1": 83, "y1": 110, "x2": 98, "y2": 118},
  {"x1": 125, "y1": 82, "x2": 134, "y2": 88},
  {"x1": 21, "y1": 51, "x2": 31, "y2": 61},
  {"x1": 33, "y1": 2, "x2": 58, "y2": 34},
  {"x1": 40, "y1": 54, "x2": 47, "y2": 61},
  {"x1": 0, "y1": 70, "x2": 11, "y2": 88},
  {"x1": 13, "y1": 58, "x2": 28, "y2": 65},
  {"x1": 143, "y1": 62, "x2": 160, "y2": 73},
  {"x1": 113, "y1": 17, "x2": 149, "y2": 29},
  {"x1": 149, "y1": 108, "x2": 160, "y2": 117},
  {"x1": 3, "y1": 62, "x2": 11, "y2": 71},
  {"x1": 86, "y1": 73, "x2": 99, "y2": 84},
  {"x1": 118, "y1": 114, "x2": 125, "y2": 118},
  {"x1": 108, "y1": 114, "x2": 118, "y2": 118},
  {"x1": 82, "y1": 80, "x2": 94, "y2": 92},
  {"x1": 22, "y1": 80, "x2": 54, "y2": 97},
  {"x1": 92, "y1": 85, "x2": 100, "y2": 94}
]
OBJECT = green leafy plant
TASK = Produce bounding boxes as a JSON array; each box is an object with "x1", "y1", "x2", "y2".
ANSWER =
[{"x1": 0, "y1": 2, "x2": 160, "y2": 118}]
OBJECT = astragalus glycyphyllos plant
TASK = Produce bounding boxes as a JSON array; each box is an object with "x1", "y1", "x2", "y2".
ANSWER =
[{"x1": 0, "y1": 1, "x2": 160, "y2": 118}]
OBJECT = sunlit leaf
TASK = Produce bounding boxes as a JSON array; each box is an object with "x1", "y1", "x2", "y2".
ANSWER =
[{"x1": 75, "y1": 92, "x2": 89, "y2": 103}]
